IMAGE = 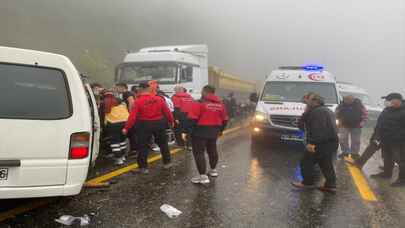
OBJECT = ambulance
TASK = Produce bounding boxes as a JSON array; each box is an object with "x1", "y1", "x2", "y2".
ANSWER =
[{"x1": 251, "y1": 66, "x2": 340, "y2": 144}]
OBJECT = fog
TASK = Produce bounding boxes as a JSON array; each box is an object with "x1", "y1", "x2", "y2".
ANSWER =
[{"x1": 1, "y1": 0, "x2": 404, "y2": 101}]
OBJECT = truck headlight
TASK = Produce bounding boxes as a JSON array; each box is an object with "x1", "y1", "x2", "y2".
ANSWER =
[{"x1": 255, "y1": 112, "x2": 267, "y2": 122}]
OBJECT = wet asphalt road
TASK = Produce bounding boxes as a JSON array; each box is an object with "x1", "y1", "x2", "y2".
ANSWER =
[{"x1": 1, "y1": 129, "x2": 405, "y2": 227}]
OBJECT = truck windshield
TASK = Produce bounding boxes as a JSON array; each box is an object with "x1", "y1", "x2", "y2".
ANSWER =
[
  {"x1": 261, "y1": 81, "x2": 338, "y2": 104},
  {"x1": 118, "y1": 62, "x2": 177, "y2": 84}
]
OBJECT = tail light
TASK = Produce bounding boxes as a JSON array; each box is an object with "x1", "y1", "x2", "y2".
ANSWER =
[{"x1": 69, "y1": 132, "x2": 90, "y2": 159}]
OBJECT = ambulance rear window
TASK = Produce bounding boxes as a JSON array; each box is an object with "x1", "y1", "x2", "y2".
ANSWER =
[{"x1": 0, "y1": 63, "x2": 72, "y2": 120}]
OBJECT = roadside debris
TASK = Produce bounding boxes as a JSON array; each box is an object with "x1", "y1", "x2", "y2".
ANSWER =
[
  {"x1": 97, "y1": 198, "x2": 109, "y2": 203},
  {"x1": 160, "y1": 204, "x2": 182, "y2": 218},
  {"x1": 84, "y1": 179, "x2": 118, "y2": 188},
  {"x1": 55, "y1": 215, "x2": 90, "y2": 226}
]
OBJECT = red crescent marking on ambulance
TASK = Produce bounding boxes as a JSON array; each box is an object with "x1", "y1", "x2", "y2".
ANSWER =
[{"x1": 308, "y1": 73, "x2": 325, "y2": 81}]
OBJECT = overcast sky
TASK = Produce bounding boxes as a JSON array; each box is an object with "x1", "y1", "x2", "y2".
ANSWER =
[
  {"x1": 134, "y1": 0, "x2": 405, "y2": 101},
  {"x1": 2, "y1": 0, "x2": 404, "y2": 100}
]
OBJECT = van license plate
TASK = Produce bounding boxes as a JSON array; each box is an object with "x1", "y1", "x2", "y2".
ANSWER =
[
  {"x1": 281, "y1": 134, "x2": 303, "y2": 141},
  {"x1": 0, "y1": 168, "x2": 8, "y2": 180}
]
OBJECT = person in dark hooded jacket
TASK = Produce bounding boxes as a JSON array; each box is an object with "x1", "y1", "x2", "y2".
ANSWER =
[
  {"x1": 336, "y1": 96, "x2": 368, "y2": 159},
  {"x1": 292, "y1": 93, "x2": 339, "y2": 193},
  {"x1": 369, "y1": 93, "x2": 405, "y2": 187},
  {"x1": 188, "y1": 85, "x2": 228, "y2": 184}
]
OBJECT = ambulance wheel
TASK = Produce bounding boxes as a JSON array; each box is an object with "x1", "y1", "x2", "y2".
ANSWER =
[{"x1": 251, "y1": 134, "x2": 263, "y2": 146}]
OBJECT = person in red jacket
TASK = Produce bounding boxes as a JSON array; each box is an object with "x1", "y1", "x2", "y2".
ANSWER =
[
  {"x1": 148, "y1": 80, "x2": 159, "y2": 96},
  {"x1": 188, "y1": 85, "x2": 228, "y2": 184},
  {"x1": 123, "y1": 82, "x2": 174, "y2": 174},
  {"x1": 172, "y1": 85, "x2": 194, "y2": 147}
]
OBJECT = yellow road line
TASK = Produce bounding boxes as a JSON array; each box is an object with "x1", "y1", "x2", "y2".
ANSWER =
[
  {"x1": 88, "y1": 125, "x2": 242, "y2": 185},
  {"x1": 222, "y1": 125, "x2": 242, "y2": 135},
  {"x1": 0, "y1": 125, "x2": 243, "y2": 223},
  {"x1": 0, "y1": 149, "x2": 182, "y2": 223},
  {"x1": 86, "y1": 148, "x2": 182, "y2": 185},
  {"x1": 346, "y1": 161, "x2": 378, "y2": 202}
]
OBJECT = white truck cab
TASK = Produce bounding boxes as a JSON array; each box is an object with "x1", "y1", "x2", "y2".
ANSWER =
[
  {"x1": 115, "y1": 45, "x2": 208, "y2": 99},
  {"x1": 337, "y1": 82, "x2": 382, "y2": 127},
  {"x1": 0, "y1": 46, "x2": 100, "y2": 199},
  {"x1": 252, "y1": 66, "x2": 339, "y2": 143}
]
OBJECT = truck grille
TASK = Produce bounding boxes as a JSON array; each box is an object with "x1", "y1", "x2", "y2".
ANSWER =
[{"x1": 270, "y1": 115, "x2": 300, "y2": 128}]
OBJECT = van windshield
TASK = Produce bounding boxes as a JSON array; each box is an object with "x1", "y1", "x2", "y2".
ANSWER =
[
  {"x1": 0, "y1": 63, "x2": 71, "y2": 119},
  {"x1": 118, "y1": 62, "x2": 178, "y2": 84},
  {"x1": 261, "y1": 81, "x2": 338, "y2": 104}
]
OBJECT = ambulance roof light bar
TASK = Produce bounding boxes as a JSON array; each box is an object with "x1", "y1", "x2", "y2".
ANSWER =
[
  {"x1": 278, "y1": 65, "x2": 324, "y2": 71},
  {"x1": 303, "y1": 65, "x2": 324, "y2": 71}
]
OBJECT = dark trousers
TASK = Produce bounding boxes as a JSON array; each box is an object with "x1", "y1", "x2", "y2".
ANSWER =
[
  {"x1": 105, "y1": 122, "x2": 127, "y2": 158},
  {"x1": 382, "y1": 143, "x2": 405, "y2": 179},
  {"x1": 174, "y1": 118, "x2": 191, "y2": 147},
  {"x1": 356, "y1": 141, "x2": 381, "y2": 167},
  {"x1": 185, "y1": 134, "x2": 192, "y2": 149},
  {"x1": 174, "y1": 125, "x2": 185, "y2": 146},
  {"x1": 137, "y1": 121, "x2": 171, "y2": 168},
  {"x1": 192, "y1": 136, "x2": 219, "y2": 175},
  {"x1": 128, "y1": 128, "x2": 138, "y2": 152},
  {"x1": 301, "y1": 142, "x2": 338, "y2": 188}
]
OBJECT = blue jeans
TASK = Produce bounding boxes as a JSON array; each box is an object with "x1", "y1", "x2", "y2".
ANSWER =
[{"x1": 339, "y1": 128, "x2": 362, "y2": 155}]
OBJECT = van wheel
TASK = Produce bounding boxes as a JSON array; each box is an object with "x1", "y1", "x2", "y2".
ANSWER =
[{"x1": 56, "y1": 196, "x2": 75, "y2": 204}]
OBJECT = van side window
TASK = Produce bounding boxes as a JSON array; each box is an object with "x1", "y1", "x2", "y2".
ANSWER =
[
  {"x1": 0, "y1": 63, "x2": 71, "y2": 119},
  {"x1": 179, "y1": 65, "x2": 193, "y2": 83}
]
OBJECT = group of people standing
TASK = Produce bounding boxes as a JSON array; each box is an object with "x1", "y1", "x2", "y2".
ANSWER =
[
  {"x1": 347, "y1": 93, "x2": 405, "y2": 187},
  {"x1": 333, "y1": 92, "x2": 405, "y2": 187},
  {"x1": 292, "y1": 91, "x2": 405, "y2": 193},
  {"x1": 91, "y1": 81, "x2": 228, "y2": 184}
]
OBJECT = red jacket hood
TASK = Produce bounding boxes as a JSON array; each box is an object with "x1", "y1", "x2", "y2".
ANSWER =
[
  {"x1": 137, "y1": 93, "x2": 152, "y2": 98},
  {"x1": 174, "y1": 92, "x2": 192, "y2": 98},
  {"x1": 204, "y1": 94, "x2": 221, "y2": 103}
]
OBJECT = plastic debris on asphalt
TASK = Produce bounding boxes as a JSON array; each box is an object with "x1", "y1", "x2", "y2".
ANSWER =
[
  {"x1": 55, "y1": 215, "x2": 90, "y2": 226},
  {"x1": 160, "y1": 204, "x2": 182, "y2": 218}
]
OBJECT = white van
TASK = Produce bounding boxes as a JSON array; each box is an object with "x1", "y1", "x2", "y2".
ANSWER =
[
  {"x1": 0, "y1": 47, "x2": 100, "y2": 199},
  {"x1": 251, "y1": 66, "x2": 339, "y2": 143}
]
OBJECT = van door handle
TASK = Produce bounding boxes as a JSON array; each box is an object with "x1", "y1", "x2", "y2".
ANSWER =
[{"x1": 0, "y1": 160, "x2": 21, "y2": 167}]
